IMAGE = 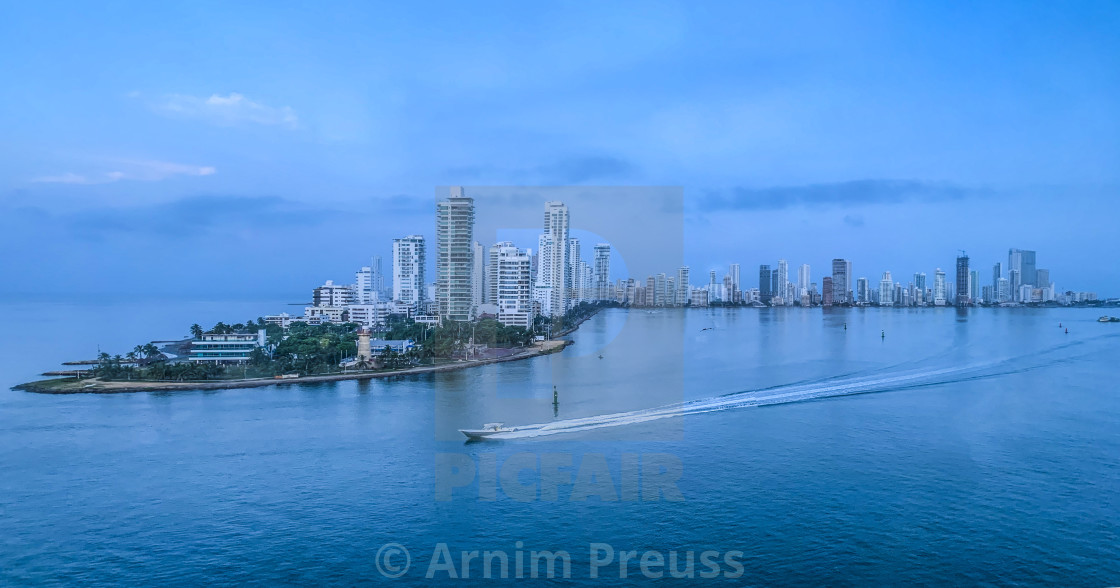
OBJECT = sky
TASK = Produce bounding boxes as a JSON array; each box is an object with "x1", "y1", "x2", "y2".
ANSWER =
[{"x1": 1, "y1": 1, "x2": 1118, "y2": 301}]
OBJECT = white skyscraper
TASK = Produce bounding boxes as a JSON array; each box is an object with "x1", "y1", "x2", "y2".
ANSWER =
[
  {"x1": 776, "y1": 260, "x2": 790, "y2": 305},
  {"x1": 593, "y1": 243, "x2": 611, "y2": 301},
  {"x1": 492, "y1": 244, "x2": 533, "y2": 328},
  {"x1": 355, "y1": 265, "x2": 376, "y2": 304},
  {"x1": 567, "y1": 237, "x2": 581, "y2": 309},
  {"x1": 677, "y1": 266, "x2": 691, "y2": 305},
  {"x1": 879, "y1": 271, "x2": 894, "y2": 306},
  {"x1": 933, "y1": 268, "x2": 947, "y2": 306},
  {"x1": 797, "y1": 264, "x2": 811, "y2": 296},
  {"x1": 436, "y1": 186, "x2": 475, "y2": 322},
  {"x1": 392, "y1": 235, "x2": 426, "y2": 310},
  {"x1": 471, "y1": 241, "x2": 484, "y2": 316},
  {"x1": 540, "y1": 201, "x2": 570, "y2": 318}
]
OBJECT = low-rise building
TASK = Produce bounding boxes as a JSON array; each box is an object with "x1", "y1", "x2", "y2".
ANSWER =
[{"x1": 189, "y1": 330, "x2": 267, "y2": 364}]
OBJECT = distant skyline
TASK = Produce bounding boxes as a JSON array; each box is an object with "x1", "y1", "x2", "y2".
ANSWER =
[{"x1": 1, "y1": 2, "x2": 1118, "y2": 298}]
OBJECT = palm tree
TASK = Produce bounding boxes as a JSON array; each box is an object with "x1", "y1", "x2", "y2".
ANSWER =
[
  {"x1": 133, "y1": 345, "x2": 146, "y2": 360},
  {"x1": 190, "y1": 324, "x2": 204, "y2": 339},
  {"x1": 125, "y1": 351, "x2": 137, "y2": 363},
  {"x1": 143, "y1": 343, "x2": 160, "y2": 360}
]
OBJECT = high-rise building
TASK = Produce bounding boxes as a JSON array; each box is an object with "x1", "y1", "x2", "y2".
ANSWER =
[
  {"x1": 992, "y1": 262, "x2": 1002, "y2": 294},
  {"x1": 593, "y1": 243, "x2": 611, "y2": 300},
  {"x1": 879, "y1": 272, "x2": 894, "y2": 306},
  {"x1": 487, "y1": 241, "x2": 514, "y2": 305},
  {"x1": 831, "y1": 259, "x2": 852, "y2": 304},
  {"x1": 1036, "y1": 268, "x2": 1050, "y2": 288},
  {"x1": 313, "y1": 280, "x2": 355, "y2": 307},
  {"x1": 372, "y1": 255, "x2": 385, "y2": 297},
  {"x1": 933, "y1": 268, "x2": 947, "y2": 305},
  {"x1": 729, "y1": 263, "x2": 740, "y2": 301},
  {"x1": 492, "y1": 244, "x2": 533, "y2": 328},
  {"x1": 393, "y1": 235, "x2": 426, "y2": 310},
  {"x1": 822, "y1": 276, "x2": 834, "y2": 306},
  {"x1": 856, "y1": 277, "x2": 870, "y2": 303},
  {"x1": 776, "y1": 260, "x2": 789, "y2": 302},
  {"x1": 436, "y1": 186, "x2": 475, "y2": 322},
  {"x1": 1009, "y1": 269, "x2": 1022, "y2": 302},
  {"x1": 1008, "y1": 248, "x2": 1037, "y2": 287},
  {"x1": 759, "y1": 265, "x2": 772, "y2": 303},
  {"x1": 567, "y1": 237, "x2": 581, "y2": 310},
  {"x1": 955, "y1": 254, "x2": 970, "y2": 306},
  {"x1": 471, "y1": 241, "x2": 484, "y2": 315},
  {"x1": 355, "y1": 265, "x2": 376, "y2": 304},
  {"x1": 677, "y1": 266, "x2": 691, "y2": 305},
  {"x1": 797, "y1": 264, "x2": 811, "y2": 297},
  {"x1": 914, "y1": 272, "x2": 927, "y2": 292},
  {"x1": 997, "y1": 277, "x2": 1010, "y2": 302},
  {"x1": 969, "y1": 269, "x2": 980, "y2": 302},
  {"x1": 539, "y1": 201, "x2": 570, "y2": 317}
]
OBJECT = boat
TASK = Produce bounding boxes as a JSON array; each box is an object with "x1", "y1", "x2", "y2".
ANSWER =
[
  {"x1": 1099, "y1": 316, "x2": 1120, "y2": 323},
  {"x1": 459, "y1": 422, "x2": 515, "y2": 440}
]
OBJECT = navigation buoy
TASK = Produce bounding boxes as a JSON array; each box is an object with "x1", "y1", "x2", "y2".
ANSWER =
[
  {"x1": 1065, "y1": 328, "x2": 1069, "y2": 334},
  {"x1": 881, "y1": 330, "x2": 885, "y2": 339}
]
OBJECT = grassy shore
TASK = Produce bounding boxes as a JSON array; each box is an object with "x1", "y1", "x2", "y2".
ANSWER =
[{"x1": 14, "y1": 340, "x2": 570, "y2": 394}]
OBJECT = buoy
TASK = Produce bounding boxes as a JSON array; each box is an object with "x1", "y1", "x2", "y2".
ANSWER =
[
  {"x1": 1065, "y1": 328, "x2": 1069, "y2": 334},
  {"x1": 881, "y1": 330, "x2": 885, "y2": 338},
  {"x1": 553, "y1": 385, "x2": 559, "y2": 405}
]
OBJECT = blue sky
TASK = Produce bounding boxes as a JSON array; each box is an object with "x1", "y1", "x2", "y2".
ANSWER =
[{"x1": 1, "y1": 1, "x2": 1118, "y2": 300}]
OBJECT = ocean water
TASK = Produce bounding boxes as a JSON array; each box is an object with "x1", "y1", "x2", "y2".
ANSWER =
[{"x1": 1, "y1": 302, "x2": 1119, "y2": 585}]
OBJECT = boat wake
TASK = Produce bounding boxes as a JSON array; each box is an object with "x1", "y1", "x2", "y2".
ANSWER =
[{"x1": 481, "y1": 335, "x2": 1108, "y2": 441}]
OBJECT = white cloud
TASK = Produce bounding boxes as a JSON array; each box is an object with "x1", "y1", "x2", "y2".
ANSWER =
[
  {"x1": 155, "y1": 92, "x2": 299, "y2": 129},
  {"x1": 32, "y1": 160, "x2": 217, "y2": 185}
]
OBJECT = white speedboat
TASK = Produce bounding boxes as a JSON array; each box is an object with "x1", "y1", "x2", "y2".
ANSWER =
[{"x1": 459, "y1": 422, "x2": 515, "y2": 440}]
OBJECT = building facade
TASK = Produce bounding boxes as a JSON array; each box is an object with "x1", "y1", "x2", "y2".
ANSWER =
[{"x1": 436, "y1": 186, "x2": 476, "y2": 322}]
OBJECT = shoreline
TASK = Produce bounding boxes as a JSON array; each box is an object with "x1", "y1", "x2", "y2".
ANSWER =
[{"x1": 14, "y1": 339, "x2": 571, "y2": 395}]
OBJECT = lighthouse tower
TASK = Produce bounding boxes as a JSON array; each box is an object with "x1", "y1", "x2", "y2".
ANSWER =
[{"x1": 356, "y1": 326, "x2": 372, "y2": 363}]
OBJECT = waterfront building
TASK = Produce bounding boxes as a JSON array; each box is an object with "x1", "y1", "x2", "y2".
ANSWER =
[
  {"x1": 1036, "y1": 269, "x2": 1050, "y2": 289},
  {"x1": 992, "y1": 262, "x2": 1002, "y2": 294},
  {"x1": 471, "y1": 241, "x2": 484, "y2": 315},
  {"x1": 759, "y1": 265, "x2": 772, "y2": 303},
  {"x1": 729, "y1": 263, "x2": 741, "y2": 292},
  {"x1": 392, "y1": 235, "x2": 426, "y2": 311},
  {"x1": 189, "y1": 330, "x2": 267, "y2": 364},
  {"x1": 436, "y1": 186, "x2": 476, "y2": 322},
  {"x1": 593, "y1": 243, "x2": 611, "y2": 301},
  {"x1": 956, "y1": 254, "x2": 970, "y2": 306},
  {"x1": 1010, "y1": 269, "x2": 1022, "y2": 302},
  {"x1": 997, "y1": 277, "x2": 1010, "y2": 302},
  {"x1": 677, "y1": 266, "x2": 691, "y2": 305},
  {"x1": 822, "y1": 276, "x2": 834, "y2": 306},
  {"x1": 969, "y1": 270, "x2": 980, "y2": 301},
  {"x1": 879, "y1": 271, "x2": 894, "y2": 306},
  {"x1": 538, "y1": 201, "x2": 570, "y2": 317},
  {"x1": 567, "y1": 237, "x2": 582, "y2": 310},
  {"x1": 933, "y1": 268, "x2": 947, "y2": 306},
  {"x1": 492, "y1": 244, "x2": 533, "y2": 328},
  {"x1": 831, "y1": 258, "x2": 852, "y2": 304},
  {"x1": 1009, "y1": 248, "x2": 1037, "y2": 287},
  {"x1": 856, "y1": 277, "x2": 870, "y2": 304},
  {"x1": 797, "y1": 264, "x2": 810, "y2": 297},
  {"x1": 313, "y1": 280, "x2": 355, "y2": 307},
  {"x1": 914, "y1": 272, "x2": 927, "y2": 293}
]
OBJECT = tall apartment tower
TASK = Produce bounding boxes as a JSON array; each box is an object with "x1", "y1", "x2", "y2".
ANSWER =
[
  {"x1": 776, "y1": 260, "x2": 789, "y2": 300},
  {"x1": 759, "y1": 265, "x2": 772, "y2": 303},
  {"x1": 593, "y1": 243, "x2": 611, "y2": 301},
  {"x1": 392, "y1": 235, "x2": 426, "y2": 311},
  {"x1": 436, "y1": 186, "x2": 475, "y2": 322},
  {"x1": 492, "y1": 244, "x2": 533, "y2": 328},
  {"x1": 1008, "y1": 248, "x2": 1037, "y2": 287},
  {"x1": 879, "y1": 271, "x2": 894, "y2": 306},
  {"x1": 567, "y1": 237, "x2": 581, "y2": 310},
  {"x1": 933, "y1": 268, "x2": 947, "y2": 305},
  {"x1": 471, "y1": 241, "x2": 484, "y2": 314},
  {"x1": 677, "y1": 266, "x2": 691, "y2": 305},
  {"x1": 540, "y1": 201, "x2": 570, "y2": 318},
  {"x1": 955, "y1": 254, "x2": 970, "y2": 306},
  {"x1": 831, "y1": 259, "x2": 852, "y2": 304},
  {"x1": 797, "y1": 264, "x2": 811, "y2": 296}
]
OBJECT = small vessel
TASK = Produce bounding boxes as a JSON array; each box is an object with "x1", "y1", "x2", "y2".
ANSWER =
[
  {"x1": 1099, "y1": 316, "x2": 1120, "y2": 323},
  {"x1": 460, "y1": 422, "x2": 515, "y2": 440}
]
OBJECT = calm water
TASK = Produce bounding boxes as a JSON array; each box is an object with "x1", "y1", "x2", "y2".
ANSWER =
[{"x1": 2, "y1": 302, "x2": 1119, "y2": 585}]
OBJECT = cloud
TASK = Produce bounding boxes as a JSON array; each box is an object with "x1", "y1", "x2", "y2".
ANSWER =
[
  {"x1": 32, "y1": 160, "x2": 216, "y2": 185},
  {"x1": 842, "y1": 214, "x2": 865, "y2": 227},
  {"x1": 155, "y1": 92, "x2": 299, "y2": 128},
  {"x1": 695, "y1": 180, "x2": 985, "y2": 212},
  {"x1": 536, "y1": 156, "x2": 637, "y2": 183}
]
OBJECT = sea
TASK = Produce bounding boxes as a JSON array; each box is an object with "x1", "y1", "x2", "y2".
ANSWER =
[{"x1": 1, "y1": 301, "x2": 1118, "y2": 585}]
